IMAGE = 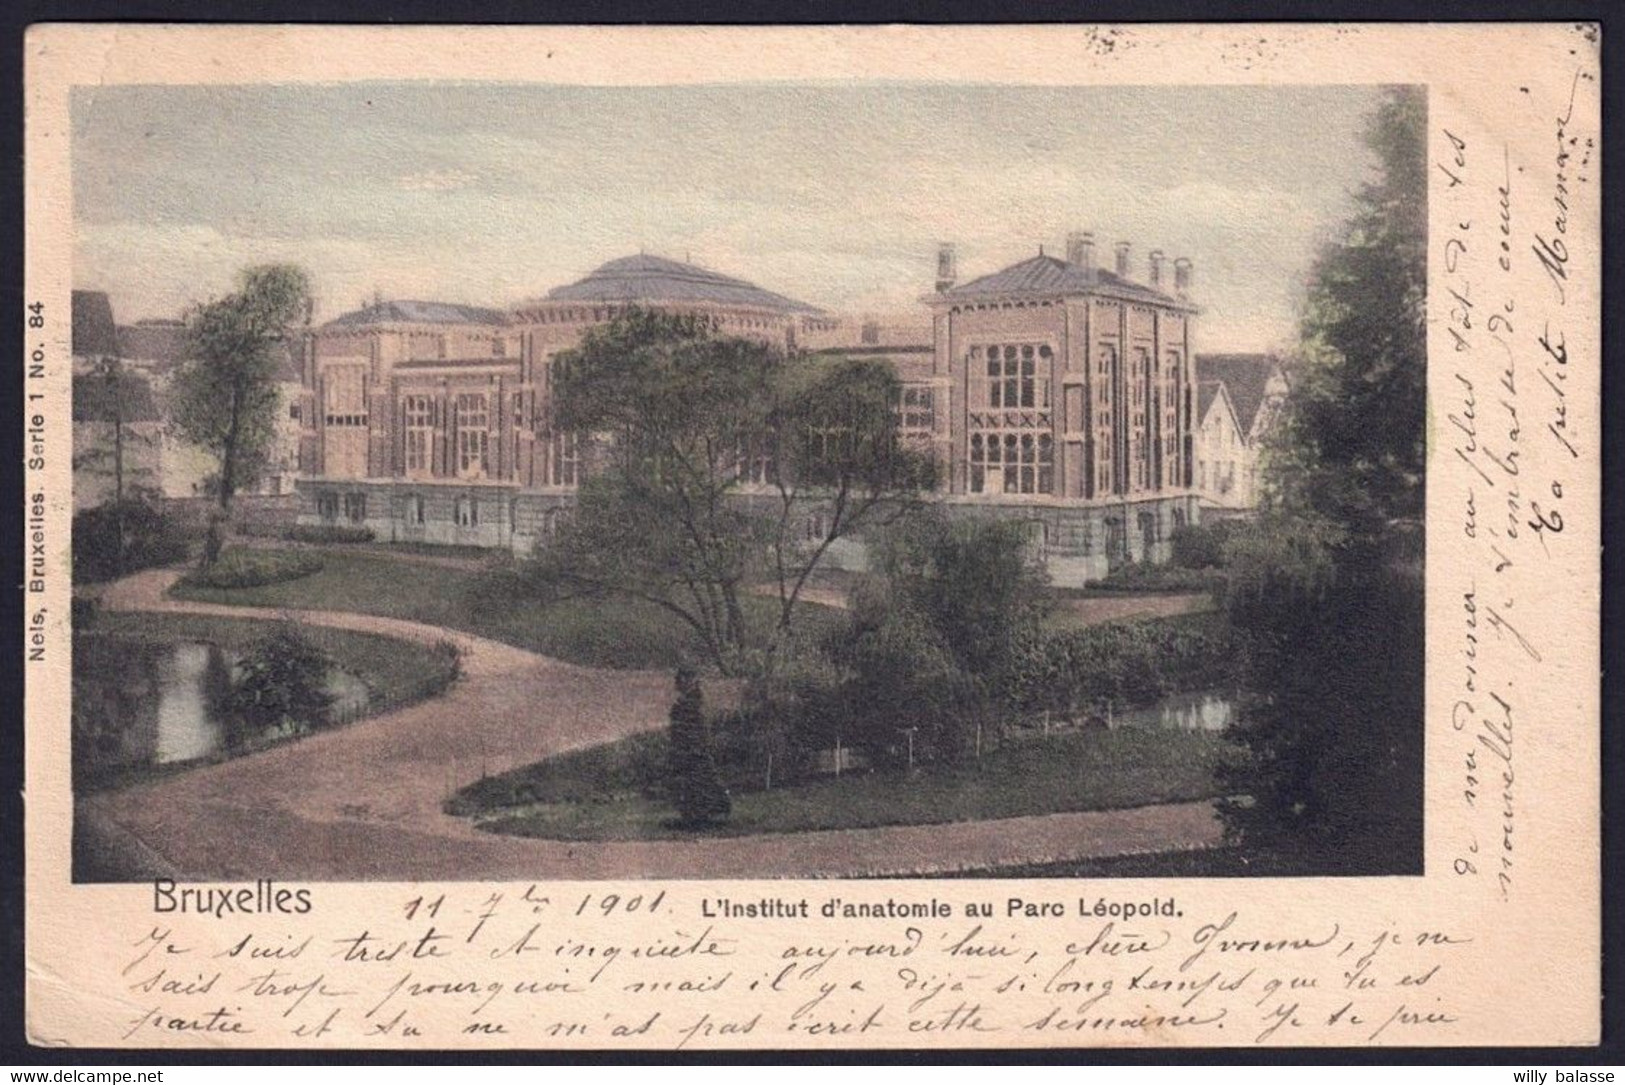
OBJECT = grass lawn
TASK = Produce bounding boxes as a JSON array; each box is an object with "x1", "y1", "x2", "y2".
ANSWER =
[
  {"x1": 168, "y1": 549, "x2": 841, "y2": 671},
  {"x1": 450, "y1": 726, "x2": 1242, "y2": 841},
  {"x1": 937, "y1": 846, "x2": 1291, "y2": 879}
]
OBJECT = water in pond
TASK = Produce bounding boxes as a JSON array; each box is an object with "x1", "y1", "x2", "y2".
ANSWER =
[
  {"x1": 73, "y1": 637, "x2": 368, "y2": 786},
  {"x1": 1110, "y1": 690, "x2": 1235, "y2": 732}
]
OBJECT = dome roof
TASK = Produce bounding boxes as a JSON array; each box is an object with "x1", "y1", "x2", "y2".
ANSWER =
[{"x1": 544, "y1": 254, "x2": 822, "y2": 314}]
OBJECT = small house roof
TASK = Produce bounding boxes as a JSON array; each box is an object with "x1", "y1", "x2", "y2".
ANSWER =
[
  {"x1": 1197, "y1": 353, "x2": 1284, "y2": 434},
  {"x1": 72, "y1": 290, "x2": 120, "y2": 357}
]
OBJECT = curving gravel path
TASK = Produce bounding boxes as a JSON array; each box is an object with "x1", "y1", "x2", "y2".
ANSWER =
[{"x1": 79, "y1": 568, "x2": 1223, "y2": 881}]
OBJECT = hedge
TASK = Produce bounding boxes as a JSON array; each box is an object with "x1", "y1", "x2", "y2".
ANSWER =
[
  {"x1": 179, "y1": 547, "x2": 324, "y2": 590},
  {"x1": 284, "y1": 525, "x2": 376, "y2": 545},
  {"x1": 1009, "y1": 613, "x2": 1240, "y2": 715},
  {"x1": 72, "y1": 500, "x2": 191, "y2": 583}
]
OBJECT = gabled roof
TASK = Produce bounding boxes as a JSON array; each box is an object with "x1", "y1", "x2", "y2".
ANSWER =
[
  {"x1": 1196, "y1": 380, "x2": 1242, "y2": 436},
  {"x1": 116, "y1": 321, "x2": 302, "y2": 382},
  {"x1": 936, "y1": 254, "x2": 1192, "y2": 310},
  {"x1": 324, "y1": 299, "x2": 509, "y2": 328},
  {"x1": 543, "y1": 254, "x2": 823, "y2": 315},
  {"x1": 73, "y1": 370, "x2": 160, "y2": 423},
  {"x1": 118, "y1": 321, "x2": 189, "y2": 370},
  {"x1": 72, "y1": 291, "x2": 120, "y2": 357},
  {"x1": 1197, "y1": 353, "x2": 1284, "y2": 435}
]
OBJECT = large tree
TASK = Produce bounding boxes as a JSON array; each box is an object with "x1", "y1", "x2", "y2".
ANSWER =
[
  {"x1": 530, "y1": 307, "x2": 934, "y2": 678},
  {"x1": 172, "y1": 264, "x2": 311, "y2": 562},
  {"x1": 1263, "y1": 86, "x2": 1427, "y2": 546},
  {"x1": 1220, "y1": 86, "x2": 1427, "y2": 872}
]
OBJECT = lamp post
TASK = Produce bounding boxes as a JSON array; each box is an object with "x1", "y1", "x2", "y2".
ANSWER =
[{"x1": 898, "y1": 726, "x2": 919, "y2": 771}]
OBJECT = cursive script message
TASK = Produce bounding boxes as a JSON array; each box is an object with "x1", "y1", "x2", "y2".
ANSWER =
[
  {"x1": 1438, "y1": 61, "x2": 1595, "y2": 903},
  {"x1": 110, "y1": 887, "x2": 1478, "y2": 1049}
]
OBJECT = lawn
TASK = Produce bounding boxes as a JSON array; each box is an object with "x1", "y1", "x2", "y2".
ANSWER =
[
  {"x1": 449, "y1": 725, "x2": 1242, "y2": 841},
  {"x1": 168, "y1": 549, "x2": 841, "y2": 671}
]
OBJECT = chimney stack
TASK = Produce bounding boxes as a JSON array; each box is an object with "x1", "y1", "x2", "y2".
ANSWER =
[
  {"x1": 935, "y1": 243, "x2": 958, "y2": 293},
  {"x1": 1066, "y1": 230, "x2": 1095, "y2": 277},
  {"x1": 1149, "y1": 250, "x2": 1166, "y2": 288},
  {"x1": 1114, "y1": 241, "x2": 1132, "y2": 277},
  {"x1": 1174, "y1": 257, "x2": 1193, "y2": 296}
]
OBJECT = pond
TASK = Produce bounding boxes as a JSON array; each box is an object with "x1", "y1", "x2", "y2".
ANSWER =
[
  {"x1": 1110, "y1": 689, "x2": 1236, "y2": 732},
  {"x1": 72, "y1": 636, "x2": 369, "y2": 787}
]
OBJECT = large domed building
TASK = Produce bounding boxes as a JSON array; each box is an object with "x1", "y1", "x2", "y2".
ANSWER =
[
  {"x1": 295, "y1": 238, "x2": 1203, "y2": 582},
  {"x1": 295, "y1": 255, "x2": 833, "y2": 551}
]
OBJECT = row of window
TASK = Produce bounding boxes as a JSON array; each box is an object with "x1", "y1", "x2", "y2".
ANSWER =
[
  {"x1": 396, "y1": 392, "x2": 581, "y2": 485},
  {"x1": 975, "y1": 506, "x2": 1188, "y2": 561},
  {"x1": 974, "y1": 343, "x2": 1053, "y2": 410},
  {"x1": 316, "y1": 491, "x2": 573, "y2": 533},
  {"x1": 969, "y1": 431, "x2": 1054, "y2": 496}
]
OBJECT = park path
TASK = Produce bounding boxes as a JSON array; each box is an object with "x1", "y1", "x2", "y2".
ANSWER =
[{"x1": 81, "y1": 568, "x2": 1222, "y2": 881}]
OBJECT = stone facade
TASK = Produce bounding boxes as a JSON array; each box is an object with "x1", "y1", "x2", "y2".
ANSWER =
[
  {"x1": 296, "y1": 244, "x2": 1207, "y2": 585},
  {"x1": 296, "y1": 257, "x2": 837, "y2": 550},
  {"x1": 921, "y1": 234, "x2": 1203, "y2": 580}
]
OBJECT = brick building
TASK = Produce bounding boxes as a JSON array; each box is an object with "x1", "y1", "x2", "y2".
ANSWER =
[
  {"x1": 295, "y1": 255, "x2": 836, "y2": 550},
  {"x1": 295, "y1": 240, "x2": 1204, "y2": 585},
  {"x1": 921, "y1": 233, "x2": 1202, "y2": 582}
]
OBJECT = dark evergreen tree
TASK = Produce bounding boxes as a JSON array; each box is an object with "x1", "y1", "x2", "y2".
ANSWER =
[{"x1": 666, "y1": 664, "x2": 731, "y2": 827}]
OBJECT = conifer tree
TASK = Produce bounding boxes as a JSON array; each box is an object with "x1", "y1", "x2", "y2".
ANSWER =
[{"x1": 666, "y1": 664, "x2": 731, "y2": 827}]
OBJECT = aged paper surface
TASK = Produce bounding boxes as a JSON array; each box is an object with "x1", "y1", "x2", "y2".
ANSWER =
[{"x1": 24, "y1": 23, "x2": 1600, "y2": 1049}]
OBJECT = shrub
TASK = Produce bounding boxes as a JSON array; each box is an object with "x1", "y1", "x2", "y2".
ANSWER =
[
  {"x1": 1096, "y1": 561, "x2": 1220, "y2": 593},
  {"x1": 227, "y1": 622, "x2": 335, "y2": 740},
  {"x1": 665, "y1": 664, "x2": 731, "y2": 826},
  {"x1": 179, "y1": 547, "x2": 324, "y2": 590},
  {"x1": 71, "y1": 595, "x2": 101, "y2": 630},
  {"x1": 1008, "y1": 613, "x2": 1240, "y2": 718},
  {"x1": 429, "y1": 639, "x2": 462, "y2": 692},
  {"x1": 1170, "y1": 520, "x2": 1241, "y2": 569},
  {"x1": 285, "y1": 524, "x2": 375, "y2": 545},
  {"x1": 72, "y1": 499, "x2": 191, "y2": 583},
  {"x1": 1218, "y1": 565, "x2": 1422, "y2": 873},
  {"x1": 837, "y1": 603, "x2": 987, "y2": 767}
]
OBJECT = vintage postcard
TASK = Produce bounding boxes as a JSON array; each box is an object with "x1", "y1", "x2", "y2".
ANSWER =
[{"x1": 23, "y1": 23, "x2": 1600, "y2": 1049}]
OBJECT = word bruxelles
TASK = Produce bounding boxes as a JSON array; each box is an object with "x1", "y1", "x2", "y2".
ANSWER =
[
  {"x1": 152, "y1": 879, "x2": 312, "y2": 917},
  {"x1": 700, "y1": 896, "x2": 1180, "y2": 920}
]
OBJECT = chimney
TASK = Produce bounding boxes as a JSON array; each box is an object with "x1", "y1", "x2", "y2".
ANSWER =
[
  {"x1": 1149, "y1": 250, "x2": 1166, "y2": 289},
  {"x1": 1066, "y1": 230, "x2": 1095, "y2": 277},
  {"x1": 1174, "y1": 257, "x2": 1193, "y2": 297},
  {"x1": 1114, "y1": 241, "x2": 1132, "y2": 277},
  {"x1": 935, "y1": 243, "x2": 958, "y2": 293}
]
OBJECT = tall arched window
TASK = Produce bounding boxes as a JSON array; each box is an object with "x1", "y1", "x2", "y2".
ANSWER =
[{"x1": 454, "y1": 394, "x2": 489, "y2": 478}]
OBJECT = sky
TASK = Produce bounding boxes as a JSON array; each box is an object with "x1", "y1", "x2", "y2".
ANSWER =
[{"x1": 73, "y1": 82, "x2": 1390, "y2": 352}]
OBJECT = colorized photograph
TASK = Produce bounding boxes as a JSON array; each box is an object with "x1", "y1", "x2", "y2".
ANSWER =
[{"x1": 68, "y1": 82, "x2": 1425, "y2": 882}]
